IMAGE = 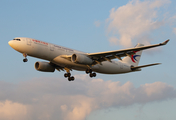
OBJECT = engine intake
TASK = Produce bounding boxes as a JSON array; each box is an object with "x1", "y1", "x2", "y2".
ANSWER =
[
  {"x1": 35, "y1": 62, "x2": 55, "y2": 72},
  {"x1": 71, "y1": 54, "x2": 93, "y2": 65}
]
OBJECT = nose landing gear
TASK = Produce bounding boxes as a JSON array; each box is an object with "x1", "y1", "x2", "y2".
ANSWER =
[{"x1": 23, "y1": 53, "x2": 28, "y2": 62}]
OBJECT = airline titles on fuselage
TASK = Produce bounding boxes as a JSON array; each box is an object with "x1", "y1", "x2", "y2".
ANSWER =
[
  {"x1": 32, "y1": 39, "x2": 48, "y2": 45},
  {"x1": 32, "y1": 39, "x2": 74, "y2": 52}
]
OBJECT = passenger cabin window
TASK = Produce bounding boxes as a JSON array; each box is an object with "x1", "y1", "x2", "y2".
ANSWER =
[{"x1": 13, "y1": 39, "x2": 21, "y2": 41}]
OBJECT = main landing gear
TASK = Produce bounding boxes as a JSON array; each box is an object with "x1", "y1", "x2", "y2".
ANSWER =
[
  {"x1": 64, "y1": 69, "x2": 96, "y2": 82},
  {"x1": 23, "y1": 53, "x2": 28, "y2": 62},
  {"x1": 64, "y1": 72, "x2": 75, "y2": 81},
  {"x1": 86, "y1": 69, "x2": 96, "y2": 78}
]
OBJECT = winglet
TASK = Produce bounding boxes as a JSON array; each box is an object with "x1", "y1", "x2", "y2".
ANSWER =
[{"x1": 161, "y1": 39, "x2": 170, "y2": 45}]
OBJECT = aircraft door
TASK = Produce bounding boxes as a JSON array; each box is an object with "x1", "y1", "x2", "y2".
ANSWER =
[
  {"x1": 50, "y1": 44, "x2": 54, "y2": 51},
  {"x1": 27, "y1": 39, "x2": 32, "y2": 45}
]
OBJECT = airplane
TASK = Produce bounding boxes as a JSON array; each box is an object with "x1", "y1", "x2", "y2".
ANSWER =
[{"x1": 8, "y1": 37, "x2": 169, "y2": 81}]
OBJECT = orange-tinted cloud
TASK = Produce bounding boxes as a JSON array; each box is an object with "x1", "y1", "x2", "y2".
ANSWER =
[
  {"x1": 106, "y1": 0, "x2": 170, "y2": 47},
  {"x1": 0, "y1": 100, "x2": 27, "y2": 120},
  {"x1": 0, "y1": 76, "x2": 175, "y2": 120}
]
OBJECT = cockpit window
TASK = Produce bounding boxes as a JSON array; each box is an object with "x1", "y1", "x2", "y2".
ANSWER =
[{"x1": 13, "y1": 39, "x2": 21, "y2": 41}]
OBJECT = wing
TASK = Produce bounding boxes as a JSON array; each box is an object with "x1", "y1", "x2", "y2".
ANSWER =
[
  {"x1": 49, "y1": 62, "x2": 65, "y2": 71},
  {"x1": 87, "y1": 39, "x2": 169, "y2": 63}
]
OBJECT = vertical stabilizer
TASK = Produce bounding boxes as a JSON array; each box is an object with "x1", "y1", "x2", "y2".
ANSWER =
[{"x1": 122, "y1": 43, "x2": 144, "y2": 66}]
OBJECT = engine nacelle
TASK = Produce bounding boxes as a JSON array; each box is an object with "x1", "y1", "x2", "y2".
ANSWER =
[
  {"x1": 71, "y1": 54, "x2": 93, "y2": 65},
  {"x1": 35, "y1": 62, "x2": 55, "y2": 72}
]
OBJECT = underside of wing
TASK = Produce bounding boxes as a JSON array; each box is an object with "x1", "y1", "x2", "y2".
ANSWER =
[
  {"x1": 49, "y1": 62, "x2": 65, "y2": 71},
  {"x1": 59, "y1": 55, "x2": 72, "y2": 61}
]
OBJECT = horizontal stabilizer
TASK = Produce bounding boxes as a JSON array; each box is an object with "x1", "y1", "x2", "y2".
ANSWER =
[{"x1": 131, "y1": 63, "x2": 161, "y2": 71}]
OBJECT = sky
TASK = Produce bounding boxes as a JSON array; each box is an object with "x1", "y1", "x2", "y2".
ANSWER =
[{"x1": 1, "y1": 0, "x2": 176, "y2": 120}]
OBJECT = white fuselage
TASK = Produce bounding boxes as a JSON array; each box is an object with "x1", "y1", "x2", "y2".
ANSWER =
[{"x1": 8, "y1": 37, "x2": 132, "y2": 74}]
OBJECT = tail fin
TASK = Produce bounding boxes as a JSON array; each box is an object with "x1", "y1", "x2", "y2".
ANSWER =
[{"x1": 122, "y1": 43, "x2": 144, "y2": 66}]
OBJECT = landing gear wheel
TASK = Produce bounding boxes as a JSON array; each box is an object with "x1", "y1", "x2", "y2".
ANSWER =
[
  {"x1": 71, "y1": 76, "x2": 75, "y2": 81},
  {"x1": 68, "y1": 76, "x2": 74, "y2": 81},
  {"x1": 23, "y1": 53, "x2": 28, "y2": 62},
  {"x1": 67, "y1": 73, "x2": 71, "y2": 77},
  {"x1": 89, "y1": 73, "x2": 94, "y2": 78},
  {"x1": 92, "y1": 72, "x2": 96, "y2": 77},
  {"x1": 86, "y1": 69, "x2": 92, "y2": 74},
  {"x1": 64, "y1": 73, "x2": 71, "y2": 78},
  {"x1": 23, "y1": 58, "x2": 28, "y2": 62},
  {"x1": 64, "y1": 73, "x2": 68, "y2": 78},
  {"x1": 68, "y1": 77, "x2": 72, "y2": 81},
  {"x1": 89, "y1": 72, "x2": 96, "y2": 78}
]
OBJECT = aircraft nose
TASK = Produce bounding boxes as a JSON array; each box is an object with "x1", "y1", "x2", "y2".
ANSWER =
[{"x1": 8, "y1": 40, "x2": 13, "y2": 47}]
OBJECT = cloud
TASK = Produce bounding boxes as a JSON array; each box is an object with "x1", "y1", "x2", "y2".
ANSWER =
[
  {"x1": 0, "y1": 76, "x2": 175, "y2": 120},
  {"x1": 106, "y1": 0, "x2": 171, "y2": 47},
  {"x1": 167, "y1": 15, "x2": 176, "y2": 35},
  {"x1": 94, "y1": 20, "x2": 101, "y2": 27},
  {"x1": 109, "y1": 37, "x2": 119, "y2": 45},
  {"x1": 173, "y1": 28, "x2": 176, "y2": 34},
  {"x1": 0, "y1": 100, "x2": 27, "y2": 120}
]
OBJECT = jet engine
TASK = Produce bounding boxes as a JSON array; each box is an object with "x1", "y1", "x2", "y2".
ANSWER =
[
  {"x1": 35, "y1": 62, "x2": 55, "y2": 72},
  {"x1": 71, "y1": 54, "x2": 93, "y2": 65}
]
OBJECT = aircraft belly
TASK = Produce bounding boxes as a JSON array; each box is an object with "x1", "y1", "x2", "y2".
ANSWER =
[{"x1": 93, "y1": 61, "x2": 131, "y2": 74}]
